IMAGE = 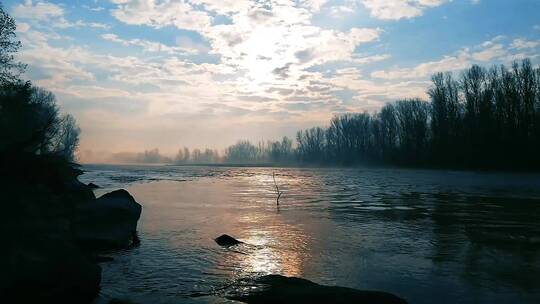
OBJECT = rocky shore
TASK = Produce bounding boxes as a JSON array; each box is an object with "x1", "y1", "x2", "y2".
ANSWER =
[{"x1": 1, "y1": 155, "x2": 142, "y2": 303}]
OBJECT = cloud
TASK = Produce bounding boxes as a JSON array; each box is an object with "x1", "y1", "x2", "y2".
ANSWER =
[
  {"x1": 13, "y1": 0, "x2": 109, "y2": 29},
  {"x1": 370, "y1": 36, "x2": 538, "y2": 81},
  {"x1": 101, "y1": 33, "x2": 201, "y2": 55},
  {"x1": 82, "y1": 5, "x2": 105, "y2": 12},
  {"x1": 110, "y1": 0, "x2": 212, "y2": 32},
  {"x1": 104, "y1": 0, "x2": 383, "y2": 102},
  {"x1": 471, "y1": 43, "x2": 506, "y2": 61},
  {"x1": 371, "y1": 52, "x2": 469, "y2": 80},
  {"x1": 16, "y1": 22, "x2": 31, "y2": 33},
  {"x1": 190, "y1": 0, "x2": 252, "y2": 15},
  {"x1": 107, "y1": 0, "x2": 382, "y2": 84},
  {"x1": 360, "y1": 0, "x2": 447, "y2": 20},
  {"x1": 328, "y1": 5, "x2": 356, "y2": 18},
  {"x1": 351, "y1": 53, "x2": 391, "y2": 64},
  {"x1": 12, "y1": 0, "x2": 64, "y2": 21},
  {"x1": 510, "y1": 38, "x2": 539, "y2": 50},
  {"x1": 65, "y1": 20, "x2": 110, "y2": 29}
]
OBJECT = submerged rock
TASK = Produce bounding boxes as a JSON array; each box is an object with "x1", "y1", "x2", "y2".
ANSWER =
[
  {"x1": 74, "y1": 189, "x2": 142, "y2": 249},
  {"x1": 215, "y1": 234, "x2": 243, "y2": 246},
  {"x1": 227, "y1": 275, "x2": 407, "y2": 304}
]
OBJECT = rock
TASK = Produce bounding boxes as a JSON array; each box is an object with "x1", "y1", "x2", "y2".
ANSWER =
[
  {"x1": 226, "y1": 275, "x2": 407, "y2": 304},
  {"x1": 215, "y1": 234, "x2": 243, "y2": 246},
  {"x1": 88, "y1": 182, "x2": 100, "y2": 189},
  {"x1": 1, "y1": 236, "x2": 101, "y2": 303},
  {"x1": 94, "y1": 256, "x2": 114, "y2": 263},
  {"x1": 64, "y1": 178, "x2": 96, "y2": 200},
  {"x1": 1, "y1": 155, "x2": 139, "y2": 303},
  {"x1": 74, "y1": 189, "x2": 142, "y2": 249}
]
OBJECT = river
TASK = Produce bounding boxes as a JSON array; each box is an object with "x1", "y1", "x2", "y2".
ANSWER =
[{"x1": 80, "y1": 164, "x2": 540, "y2": 304}]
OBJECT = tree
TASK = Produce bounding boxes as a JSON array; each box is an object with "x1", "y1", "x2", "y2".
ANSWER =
[
  {"x1": 52, "y1": 114, "x2": 80, "y2": 161},
  {"x1": 394, "y1": 99, "x2": 430, "y2": 165},
  {"x1": 0, "y1": 83, "x2": 80, "y2": 161},
  {"x1": 268, "y1": 136, "x2": 293, "y2": 163},
  {"x1": 225, "y1": 140, "x2": 258, "y2": 163},
  {"x1": 183, "y1": 147, "x2": 190, "y2": 162},
  {"x1": 296, "y1": 127, "x2": 326, "y2": 163},
  {"x1": 174, "y1": 148, "x2": 184, "y2": 163},
  {"x1": 378, "y1": 103, "x2": 399, "y2": 163},
  {"x1": 0, "y1": 5, "x2": 26, "y2": 84}
]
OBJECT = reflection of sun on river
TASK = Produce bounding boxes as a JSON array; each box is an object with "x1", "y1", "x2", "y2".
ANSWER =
[
  {"x1": 220, "y1": 172, "x2": 320, "y2": 279},
  {"x1": 241, "y1": 223, "x2": 308, "y2": 278}
]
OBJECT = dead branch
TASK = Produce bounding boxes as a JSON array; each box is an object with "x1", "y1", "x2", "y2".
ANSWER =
[{"x1": 272, "y1": 171, "x2": 282, "y2": 205}]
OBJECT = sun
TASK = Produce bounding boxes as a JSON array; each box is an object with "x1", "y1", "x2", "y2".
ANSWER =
[{"x1": 237, "y1": 26, "x2": 292, "y2": 85}]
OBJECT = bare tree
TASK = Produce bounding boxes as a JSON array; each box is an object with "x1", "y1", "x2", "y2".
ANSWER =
[
  {"x1": 0, "y1": 5, "x2": 26, "y2": 84},
  {"x1": 52, "y1": 114, "x2": 80, "y2": 161}
]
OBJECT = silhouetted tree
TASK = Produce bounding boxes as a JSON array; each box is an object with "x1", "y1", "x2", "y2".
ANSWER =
[
  {"x1": 296, "y1": 127, "x2": 326, "y2": 163},
  {"x1": 377, "y1": 103, "x2": 399, "y2": 163},
  {"x1": 428, "y1": 72, "x2": 462, "y2": 165},
  {"x1": 225, "y1": 140, "x2": 258, "y2": 163},
  {"x1": 52, "y1": 114, "x2": 80, "y2": 161},
  {"x1": 174, "y1": 148, "x2": 185, "y2": 163},
  {"x1": 183, "y1": 147, "x2": 190, "y2": 163},
  {"x1": 0, "y1": 83, "x2": 80, "y2": 161},
  {"x1": 0, "y1": 5, "x2": 26, "y2": 85},
  {"x1": 269, "y1": 136, "x2": 293, "y2": 163},
  {"x1": 394, "y1": 99, "x2": 430, "y2": 165}
]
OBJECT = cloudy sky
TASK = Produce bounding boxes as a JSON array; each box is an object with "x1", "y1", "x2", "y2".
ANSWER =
[{"x1": 4, "y1": 0, "x2": 540, "y2": 159}]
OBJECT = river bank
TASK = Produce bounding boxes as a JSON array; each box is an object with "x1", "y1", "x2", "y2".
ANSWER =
[{"x1": 1, "y1": 155, "x2": 142, "y2": 303}]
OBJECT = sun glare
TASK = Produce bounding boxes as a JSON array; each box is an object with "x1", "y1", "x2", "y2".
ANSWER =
[{"x1": 239, "y1": 26, "x2": 292, "y2": 85}]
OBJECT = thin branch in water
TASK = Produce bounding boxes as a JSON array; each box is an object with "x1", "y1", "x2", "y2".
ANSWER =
[{"x1": 272, "y1": 171, "x2": 282, "y2": 206}]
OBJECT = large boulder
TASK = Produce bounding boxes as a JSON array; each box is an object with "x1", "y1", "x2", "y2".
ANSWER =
[
  {"x1": 226, "y1": 275, "x2": 407, "y2": 304},
  {"x1": 74, "y1": 189, "x2": 142, "y2": 249}
]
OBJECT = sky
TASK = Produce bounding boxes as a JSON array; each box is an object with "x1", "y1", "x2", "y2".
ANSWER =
[{"x1": 4, "y1": 0, "x2": 540, "y2": 161}]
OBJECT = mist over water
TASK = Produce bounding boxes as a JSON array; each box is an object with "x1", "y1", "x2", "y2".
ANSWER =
[{"x1": 81, "y1": 165, "x2": 540, "y2": 304}]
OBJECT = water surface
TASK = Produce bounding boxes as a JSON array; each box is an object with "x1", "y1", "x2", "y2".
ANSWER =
[{"x1": 81, "y1": 165, "x2": 540, "y2": 303}]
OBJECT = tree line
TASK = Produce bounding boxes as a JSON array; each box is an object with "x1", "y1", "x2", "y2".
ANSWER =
[
  {"x1": 170, "y1": 137, "x2": 294, "y2": 165},
  {"x1": 295, "y1": 59, "x2": 540, "y2": 170},
  {"x1": 89, "y1": 59, "x2": 540, "y2": 170}
]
